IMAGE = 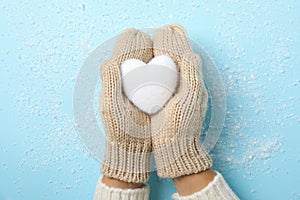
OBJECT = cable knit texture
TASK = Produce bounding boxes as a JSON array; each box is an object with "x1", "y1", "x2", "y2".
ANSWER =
[
  {"x1": 151, "y1": 24, "x2": 212, "y2": 178},
  {"x1": 172, "y1": 172, "x2": 239, "y2": 200},
  {"x1": 94, "y1": 177, "x2": 150, "y2": 200},
  {"x1": 100, "y1": 28, "x2": 153, "y2": 183}
]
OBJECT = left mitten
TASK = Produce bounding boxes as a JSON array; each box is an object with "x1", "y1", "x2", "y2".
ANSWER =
[{"x1": 99, "y1": 28, "x2": 153, "y2": 183}]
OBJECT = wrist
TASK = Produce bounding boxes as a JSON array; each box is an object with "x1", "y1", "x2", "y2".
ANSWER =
[
  {"x1": 173, "y1": 169, "x2": 216, "y2": 196},
  {"x1": 102, "y1": 176, "x2": 143, "y2": 189}
]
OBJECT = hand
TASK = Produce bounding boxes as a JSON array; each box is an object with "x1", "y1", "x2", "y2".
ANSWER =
[
  {"x1": 151, "y1": 24, "x2": 212, "y2": 178},
  {"x1": 99, "y1": 28, "x2": 153, "y2": 183}
]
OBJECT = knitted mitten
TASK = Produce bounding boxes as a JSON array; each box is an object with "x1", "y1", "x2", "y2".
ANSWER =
[
  {"x1": 100, "y1": 28, "x2": 153, "y2": 183},
  {"x1": 151, "y1": 24, "x2": 212, "y2": 178}
]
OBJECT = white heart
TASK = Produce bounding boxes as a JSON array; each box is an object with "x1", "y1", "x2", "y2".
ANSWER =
[{"x1": 121, "y1": 55, "x2": 178, "y2": 114}]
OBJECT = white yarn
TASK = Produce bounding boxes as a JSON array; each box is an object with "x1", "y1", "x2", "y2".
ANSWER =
[
  {"x1": 94, "y1": 177, "x2": 150, "y2": 200},
  {"x1": 120, "y1": 55, "x2": 178, "y2": 114}
]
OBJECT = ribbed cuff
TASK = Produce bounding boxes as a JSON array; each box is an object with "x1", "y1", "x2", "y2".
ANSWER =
[
  {"x1": 172, "y1": 171, "x2": 239, "y2": 200},
  {"x1": 101, "y1": 140, "x2": 151, "y2": 183},
  {"x1": 94, "y1": 177, "x2": 150, "y2": 200},
  {"x1": 154, "y1": 136, "x2": 212, "y2": 178}
]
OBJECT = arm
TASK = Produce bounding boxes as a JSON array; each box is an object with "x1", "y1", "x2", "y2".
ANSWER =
[
  {"x1": 102, "y1": 176, "x2": 143, "y2": 189},
  {"x1": 173, "y1": 169, "x2": 216, "y2": 196},
  {"x1": 94, "y1": 28, "x2": 153, "y2": 200},
  {"x1": 151, "y1": 24, "x2": 239, "y2": 200}
]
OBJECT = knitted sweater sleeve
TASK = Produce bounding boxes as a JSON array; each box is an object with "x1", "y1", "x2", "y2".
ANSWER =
[{"x1": 94, "y1": 177, "x2": 150, "y2": 200}]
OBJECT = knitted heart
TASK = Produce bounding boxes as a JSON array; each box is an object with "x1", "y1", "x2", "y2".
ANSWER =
[{"x1": 121, "y1": 55, "x2": 178, "y2": 114}]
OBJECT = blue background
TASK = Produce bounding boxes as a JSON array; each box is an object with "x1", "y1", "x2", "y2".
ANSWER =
[{"x1": 1, "y1": 1, "x2": 299, "y2": 199}]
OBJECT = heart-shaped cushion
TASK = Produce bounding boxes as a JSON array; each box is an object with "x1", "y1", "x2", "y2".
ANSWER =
[{"x1": 120, "y1": 55, "x2": 178, "y2": 114}]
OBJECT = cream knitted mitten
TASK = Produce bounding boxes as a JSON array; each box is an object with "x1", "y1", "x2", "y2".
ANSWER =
[
  {"x1": 100, "y1": 28, "x2": 153, "y2": 183},
  {"x1": 151, "y1": 24, "x2": 212, "y2": 178}
]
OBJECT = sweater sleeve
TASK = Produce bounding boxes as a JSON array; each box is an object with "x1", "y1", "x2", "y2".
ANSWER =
[
  {"x1": 172, "y1": 171, "x2": 239, "y2": 200},
  {"x1": 94, "y1": 177, "x2": 150, "y2": 200}
]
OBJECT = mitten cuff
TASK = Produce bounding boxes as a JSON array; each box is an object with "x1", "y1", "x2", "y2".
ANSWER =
[
  {"x1": 101, "y1": 140, "x2": 151, "y2": 183},
  {"x1": 154, "y1": 136, "x2": 212, "y2": 178}
]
